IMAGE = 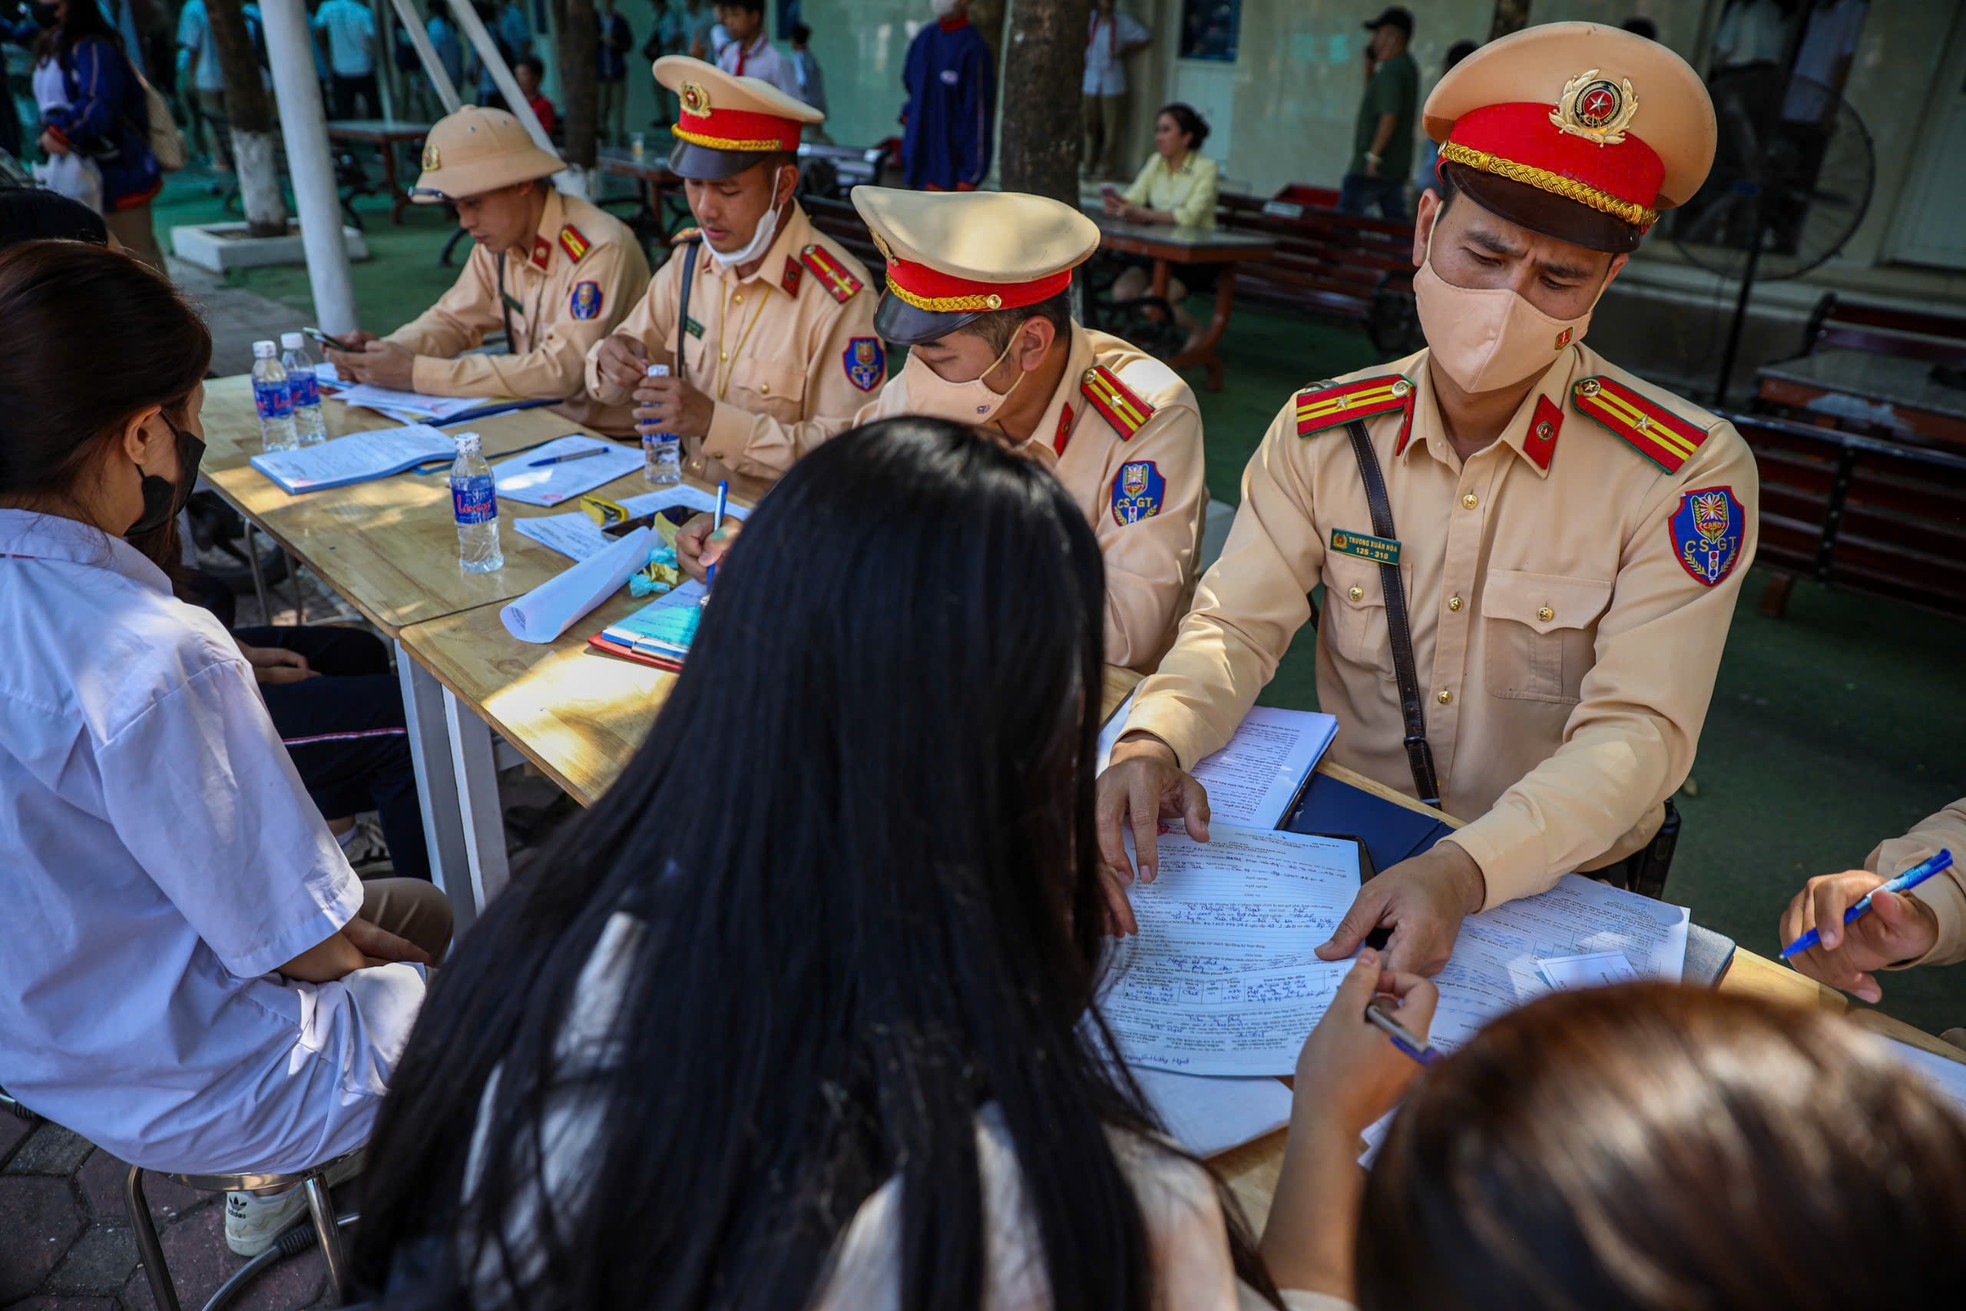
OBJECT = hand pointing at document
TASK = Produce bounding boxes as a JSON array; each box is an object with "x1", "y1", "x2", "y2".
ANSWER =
[
  {"x1": 1315, "y1": 843, "x2": 1488, "y2": 977},
  {"x1": 1094, "y1": 732, "x2": 1212, "y2": 936}
]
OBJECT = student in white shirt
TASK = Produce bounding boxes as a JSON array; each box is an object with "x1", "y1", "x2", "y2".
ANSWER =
[
  {"x1": 349, "y1": 418, "x2": 1339, "y2": 1307},
  {"x1": 1082, "y1": 0, "x2": 1150, "y2": 179},
  {"x1": 713, "y1": 0, "x2": 800, "y2": 100},
  {"x1": 0, "y1": 240, "x2": 452, "y2": 1259}
]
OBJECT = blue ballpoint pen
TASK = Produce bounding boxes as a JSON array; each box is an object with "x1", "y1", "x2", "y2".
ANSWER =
[
  {"x1": 526, "y1": 447, "x2": 608, "y2": 468},
  {"x1": 1365, "y1": 999, "x2": 1441, "y2": 1066},
  {"x1": 1779, "y1": 849, "x2": 1954, "y2": 960},
  {"x1": 706, "y1": 480, "x2": 729, "y2": 589}
]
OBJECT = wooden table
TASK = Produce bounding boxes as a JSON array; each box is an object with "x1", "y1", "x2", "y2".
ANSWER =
[
  {"x1": 596, "y1": 147, "x2": 684, "y2": 239},
  {"x1": 1088, "y1": 212, "x2": 1275, "y2": 394},
  {"x1": 1756, "y1": 347, "x2": 1966, "y2": 450},
  {"x1": 326, "y1": 119, "x2": 434, "y2": 226}
]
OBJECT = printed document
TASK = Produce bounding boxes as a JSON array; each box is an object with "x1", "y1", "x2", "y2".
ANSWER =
[
  {"x1": 515, "y1": 486, "x2": 752, "y2": 561},
  {"x1": 1098, "y1": 692, "x2": 1338, "y2": 829},
  {"x1": 251, "y1": 424, "x2": 455, "y2": 493},
  {"x1": 491, "y1": 436, "x2": 641, "y2": 507}
]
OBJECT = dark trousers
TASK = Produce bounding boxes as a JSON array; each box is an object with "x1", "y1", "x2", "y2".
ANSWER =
[
  {"x1": 330, "y1": 72, "x2": 381, "y2": 120},
  {"x1": 1338, "y1": 172, "x2": 1408, "y2": 221},
  {"x1": 236, "y1": 625, "x2": 430, "y2": 880}
]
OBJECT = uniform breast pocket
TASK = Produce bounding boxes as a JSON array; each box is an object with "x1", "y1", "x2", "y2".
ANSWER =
[
  {"x1": 1322, "y1": 556, "x2": 1400, "y2": 681},
  {"x1": 727, "y1": 357, "x2": 807, "y2": 422},
  {"x1": 1481, "y1": 569, "x2": 1613, "y2": 704}
]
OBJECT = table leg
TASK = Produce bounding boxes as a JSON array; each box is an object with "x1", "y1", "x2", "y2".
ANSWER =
[
  {"x1": 396, "y1": 646, "x2": 476, "y2": 932},
  {"x1": 244, "y1": 521, "x2": 271, "y2": 622},
  {"x1": 441, "y1": 685, "x2": 513, "y2": 910},
  {"x1": 385, "y1": 142, "x2": 405, "y2": 226},
  {"x1": 1168, "y1": 264, "x2": 1237, "y2": 393}
]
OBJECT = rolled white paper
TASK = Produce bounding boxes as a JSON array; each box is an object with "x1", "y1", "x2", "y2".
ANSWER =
[{"x1": 499, "y1": 524, "x2": 655, "y2": 643}]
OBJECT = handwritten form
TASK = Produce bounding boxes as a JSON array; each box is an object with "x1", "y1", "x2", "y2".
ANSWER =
[
  {"x1": 1098, "y1": 692, "x2": 1339, "y2": 829},
  {"x1": 514, "y1": 486, "x2": 751, "y2": 561},
  {"x1": 1100, "y1": 825, "x2": 1361, "y2": 1076}
]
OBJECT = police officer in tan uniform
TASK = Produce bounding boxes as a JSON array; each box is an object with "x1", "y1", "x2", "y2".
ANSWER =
[
  {"x1": 328, "y1": 107, "x2": 650, "y2": 436},
  {"x1": 1099, "y1": 23, "x2": 1758, "y2": 963},
  {"x1": 840, "y1": 186, "x2": 1206, "y2": 672},
  {"x1": 587, "y1": 57, "x2": 879, "y2": 496}
]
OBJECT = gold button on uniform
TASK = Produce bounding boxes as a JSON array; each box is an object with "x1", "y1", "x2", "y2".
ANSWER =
[
  {"x1": 719, "y1": 350, "x2": 728, "y2": 361},
  {"x1": 1461, "y1": 492, "x2": 1478, "y2": 510},
  {"x1": 1448, "y1": 595, "x2": 1463, "y2": 612},
  {"x1": 1348, "y1": 585, "x2": 1364, "y2": 601},
  {"x1": 760, "y1": 383, "x2": 770, "y2": 395},
  {"x1": 1537, "y1": 605, "x2": 1555, "y2": 622},
  {"x1": 734, "y1": 293, "x2": 744, "y2": 305},
  {"x1": 1437, "y1": 690, "x2": 1453, "y2": 705}
]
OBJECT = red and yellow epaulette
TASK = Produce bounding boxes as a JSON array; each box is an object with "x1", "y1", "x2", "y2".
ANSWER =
[
  {"x1": 558, "y1": 224, "x2": 591, "y2": 263},
  {"x1": 1571, "y1": 375, "x2": 1709, "y2": 474},
  {"x1": 1081, "y1": 364, "x2": 1154, "y2": 440},
  {"x1": 670, "y1": 226, "x2": 702, "y2": 245},
  {"x1": 800, "y1": 243, "x2": 862, "y2": 303},
  {"x1": 1295, "y1": 375, "x2": 1413, "y2": 437}
]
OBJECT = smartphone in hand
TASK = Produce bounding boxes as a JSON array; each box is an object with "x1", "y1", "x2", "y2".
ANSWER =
[{"x1": 304, "y1": 326, "x2": 355, "y2": 353}]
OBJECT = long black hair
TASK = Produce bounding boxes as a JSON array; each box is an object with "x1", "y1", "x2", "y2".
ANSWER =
[
  {"x1": 34, "y1": 0, "x2": 123, "y2": 63},
  {"x1": 354, "y1": 418, "x2": 1280, "y2": 1309}
]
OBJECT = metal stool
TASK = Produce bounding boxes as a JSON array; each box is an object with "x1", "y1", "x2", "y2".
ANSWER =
[{"x1": 125, "y1": 1151, "x2": 361, "y2": 1311}]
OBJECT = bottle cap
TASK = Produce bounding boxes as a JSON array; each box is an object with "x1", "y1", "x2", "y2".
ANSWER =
[
  {"x1": 453, "y1": 431, "x2": 481, "y2": 447},
  {"x1": 645, "y1": 363, "x2": 669, "y2": 378},
  {"x1": 280, "y1": 332, "x2": 305, "y2": 351},
  {"x1": 253, "y1": 340, "x2": 277, "y2": 357}
]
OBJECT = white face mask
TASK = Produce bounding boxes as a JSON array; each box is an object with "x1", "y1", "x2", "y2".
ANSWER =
[
  {"x1": 900, "y1": 333, "x2": 1027, "y2": 426},
  {"x1": 1413, "y1": 225, "x2": 1607, "y2": 394},
  {"x1": 704, "y1": 166, "x2": 792, "y2": 267}
]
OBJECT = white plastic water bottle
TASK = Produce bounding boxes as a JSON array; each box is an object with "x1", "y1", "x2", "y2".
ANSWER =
[
  {"x1": 250, "y1": 340, "x2": 298, "y2": 451},
  {"x1": 279, "y1": 332, "x2": 327, "y2": 445},
  {"x1": 450, "y1": 432, "x2": 504, "y2": 573},
  {"x1": 641, "y1": 363, "x2": 682, "y2": 486}
]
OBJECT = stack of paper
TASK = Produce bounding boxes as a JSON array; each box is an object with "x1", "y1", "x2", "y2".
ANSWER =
[
  {"x1": 250, "y1": 424, "x2": 456, "y2": 493},
  {"x1": 515, "y1": 485, "x2": 751, "y2": 561},
  {"x1": 332, "y1": 382, "x2": 548, "y2": 426},
  {"x1": 593, "y1": 581, "x2": 705, "y2": 668},
  {"x1": 491, "y1": 436, "x2": 642, "y2": 507},
  {"x1": 1098, "y1": 692, "x2": 1339, "y2": 829}
]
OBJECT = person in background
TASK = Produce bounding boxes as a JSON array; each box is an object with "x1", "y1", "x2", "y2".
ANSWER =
[
  {"x1": 0, "y1": 239, "x2": 452, "y2": 1260},
  {"x1": 1341, "y1": 5, "x2": 1418, "y2": 219},
  {"x1": 684, "y1": 0, "x2": 714, "y2": 60},
  {"x1": 327, "y1": 106, "x2": 649, "y2": 436},
  {"x1": 496, "y1": 0, "x2": 529, "y2": 59},
  {"x1": 596, "y1": 0, "x2": 631, "y2": 145},
  {"x1": 513, "y1": 52, "x2": 553, "y2": 137},
  {"x1": 587, "y1": 57, "x2": 876, "y2": 492},
  {"x1": 173, "y1": 0, "x2": 224, "y2": 168},
  {"x1": 426, "y1": 4, "x2": 465, "y2": 91},
  {"x1": 1780, "y1": 798, "x2": 1965, "y2": 1029},
  {"x1": 32, "y1": 0, "x2": 163, "y2": 266},
  {"x1": 1105, "y1": 102, "x2": 1219, "y2": 346},
  {"x1": 312, "y1": 0, "x2": 377, "y2": 120},
  {"x1": 1082, "y1": 0, "x2": 1149, "y2": 181},
  {"x1": 827, "y1": 187, "x2": 1205, "y2": 675},
  {"x1": 713, "y1": 0, "x2": 797, "y2": 99},
  {"x1": 1414, "y1": 38, "x2": 1475, "y2": 195},
  {"x1": 1270, "y1": 973, "x2": 1966, "y2": 1308},
  {"x1": 348, "y1": 417, "x2": 1344, "y2": 1308},
  {"x1": 788, "y1": 20, "x2": 823, "y2": 118},
  {"x1": 901, "y1": 0, "x2": 993, "y2": 192}
]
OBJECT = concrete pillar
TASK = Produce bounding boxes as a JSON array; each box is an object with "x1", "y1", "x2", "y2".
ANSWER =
[
  {"x1": 258, "y1": 0, "x2": 359, "y2": 333},
  {"x1": 390, "y1": 0, "x2": 463, "y2": 115}
]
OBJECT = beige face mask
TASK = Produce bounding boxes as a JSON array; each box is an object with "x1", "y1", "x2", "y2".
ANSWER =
[
  {"x1": 900, "y1": 332, "x2": 1029, "y2": 427},
  {"x1": 1413, "y1": 225, "x2": 1605, "y2": 394}
]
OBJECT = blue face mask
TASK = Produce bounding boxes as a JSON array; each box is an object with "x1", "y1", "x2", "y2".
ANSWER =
[{"x1": 128, "y1": 421, "x2": 206, "y2": 538}]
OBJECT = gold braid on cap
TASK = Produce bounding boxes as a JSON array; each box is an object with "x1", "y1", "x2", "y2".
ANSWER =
[
  {"x1": 671, "y1": 124, "x2": 782, "y2": 152},
  {"x1": 883, "y1": 277, "x2": 1003, "y2": 313},
  {"x1": 1439, "y1": 141, "x2": 1659, "y2": 229}
]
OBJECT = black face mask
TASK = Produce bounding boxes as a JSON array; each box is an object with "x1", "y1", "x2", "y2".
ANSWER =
[{"x1": 127, "y1": 420, "x2": 206, "y2": 538}]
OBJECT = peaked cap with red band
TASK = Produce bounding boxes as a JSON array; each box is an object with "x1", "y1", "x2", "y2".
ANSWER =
[
  {"x1": 850, "y1": 186, "x2": 1101, "y2": 346},
  {"x1": 1423, "y1": 22, "x2": 1716, "y2": 254},
  {"x1": 653, "y1": 55, "x2": 824, "y2": 181}
]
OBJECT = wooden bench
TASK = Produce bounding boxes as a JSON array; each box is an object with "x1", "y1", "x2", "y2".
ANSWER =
[
  {"x1": 1727, "y1": 408, "x2": 1966, "y2": 618},
  {"x1": 1215, "y1": 192, "x2": 1420, "y2": 354},
  {"x1": 1801, "y1": 293, "x2": 1966, "y2": 369}
]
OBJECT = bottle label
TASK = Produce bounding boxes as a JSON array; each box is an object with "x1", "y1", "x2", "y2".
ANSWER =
[
  {"x1": 452, "y1": 474, "x2": 498, "y2": 524},
  {"x1": 288, "y1": 369, "x2": 320, "y2": 408},
  {"x1": 253, "y1": 380, "x2": 292, "y2": 419}
]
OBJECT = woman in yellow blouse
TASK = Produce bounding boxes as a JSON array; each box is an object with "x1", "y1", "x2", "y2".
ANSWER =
[{"x1": 1103, "y1": 103, "x2": 1219, "y2": 346}]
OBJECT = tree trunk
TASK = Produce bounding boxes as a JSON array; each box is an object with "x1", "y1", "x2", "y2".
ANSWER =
[
  {"x1": 999, "y1": 0, "x2": 1089, "y2": 204},
  {"x1": 554, "y1": 0, "x2": 599, "y2": 171},
  {"x1": 208, "y1": 0, "x2": 288, "y2": 237}
]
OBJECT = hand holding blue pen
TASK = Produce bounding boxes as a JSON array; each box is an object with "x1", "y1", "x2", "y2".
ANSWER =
[
  {"x1": 1366, "y1": 999, "x2": 1441, "y2": 1066},
  {"x1": 706, "y1": 480, "x2": 730, "y2": 589},
  {"x1": 1779, "y1": 849, "x2": 1953, "y2": 962}
]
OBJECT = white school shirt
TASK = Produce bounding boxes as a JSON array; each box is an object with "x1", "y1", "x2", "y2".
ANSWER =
[
  {"x1": 717, "y1": 34, "x2": 803, "y2": 101},
  {"x1": 1083, "y1": 10, "x2": 1150, "y2": 97},
  {"x1": 313, "y1": 0, "x2": 378, "y2": 78},
  {"x1": 0, "y1": 510, "x2": 426, "y2": 1176}
]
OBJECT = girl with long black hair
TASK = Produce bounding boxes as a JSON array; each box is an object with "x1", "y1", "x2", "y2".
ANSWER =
[{"x1": 354, "y1": 417, "x2": 1317, "y2": 1308}]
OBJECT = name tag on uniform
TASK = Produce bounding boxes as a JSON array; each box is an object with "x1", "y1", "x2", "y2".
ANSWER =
[
  {"x1": 1329, "y1": 528, "x2": 1400, "y2": 565},
  {"x1": 683, "y1": 316, "x2": 705, "y2": 339}
]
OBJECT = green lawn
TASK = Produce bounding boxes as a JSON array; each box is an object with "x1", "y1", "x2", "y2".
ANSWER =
[{"x1": 157, "y1": 171, "x2": 1964, "y2": 1033}]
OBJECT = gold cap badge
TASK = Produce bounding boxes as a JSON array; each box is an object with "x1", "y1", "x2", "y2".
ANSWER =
[
  {"x1": 679, "y1": 81, "x2": 710, "y2": 116},
  {"x1": 421, "y1": 142, "x2": 441, "y2": 170},
  {"x1": 1551, "y1": 69, "x2": 1638, "y2": 146}
]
